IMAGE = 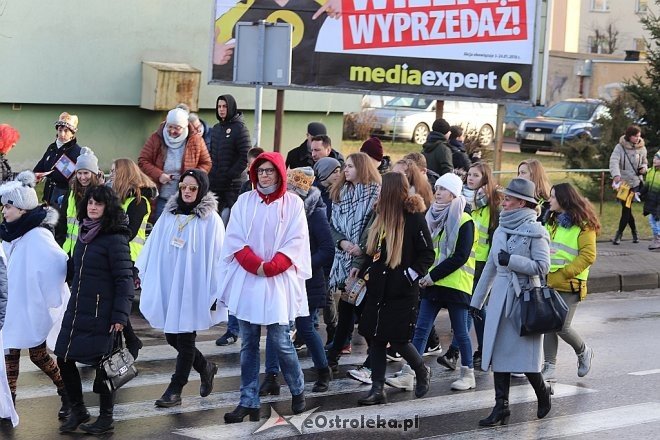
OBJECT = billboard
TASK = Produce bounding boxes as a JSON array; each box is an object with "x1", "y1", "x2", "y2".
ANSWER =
[{"x1": 212, "y1": 0, "x2": 537, "y2": 101}]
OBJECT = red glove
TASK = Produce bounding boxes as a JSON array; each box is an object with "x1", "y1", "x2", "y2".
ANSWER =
[
  {"x1": 235, "y1": 246, "x2": 263, "y2": 275},
  {"x1": 263, "y1": 252, "x2": 293, "y2": 277}
]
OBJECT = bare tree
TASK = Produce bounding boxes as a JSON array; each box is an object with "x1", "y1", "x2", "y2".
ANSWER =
[{"x1": 590, "y1": 22, "x2": 619, "y2": 54}]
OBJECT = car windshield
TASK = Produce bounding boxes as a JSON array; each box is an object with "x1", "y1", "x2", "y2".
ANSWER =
[
  {"x1": 384, "y1": 97, "x2": 432, "y2": 109},
  {"x1": 543, "y1": 102, "x2": 598, "y2": 121}
]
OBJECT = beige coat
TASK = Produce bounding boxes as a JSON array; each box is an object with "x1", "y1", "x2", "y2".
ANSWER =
[{"x1": 609, "y1": 135, "x2": 648, "y2": 188}]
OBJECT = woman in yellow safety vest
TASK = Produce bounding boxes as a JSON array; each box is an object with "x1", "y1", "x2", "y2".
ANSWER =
[{"x1": 543, "y1": 182, "x2": 600, "y2": 382}]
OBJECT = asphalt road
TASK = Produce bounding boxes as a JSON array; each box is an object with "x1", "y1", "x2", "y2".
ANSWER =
[{"x1": 5, "y1": 288, "x2": 660, "y2": 439}]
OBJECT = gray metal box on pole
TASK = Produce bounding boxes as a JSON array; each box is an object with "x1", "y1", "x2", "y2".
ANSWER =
[{"x1": 233, "y1": 22, "x2": 292, "y2": 86}]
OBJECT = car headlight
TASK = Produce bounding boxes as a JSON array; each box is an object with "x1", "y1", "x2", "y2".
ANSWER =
[
  {"x1": 518, "y1": 121, "x2": 527, "y2": 131},
  {"x1": 557, "y1": 122, "x2": 590, "y2": 134},
  {"x1": 555, "y1": 124, "x2": 569, "y2": 134}
]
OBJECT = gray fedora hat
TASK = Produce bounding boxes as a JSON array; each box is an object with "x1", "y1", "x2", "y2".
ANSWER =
[{"x1": 502, "y1": 178, "x2": 538, "y2": 204}]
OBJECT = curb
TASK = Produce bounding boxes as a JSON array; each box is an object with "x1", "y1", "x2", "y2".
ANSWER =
[{"x1": 589, "y1": 272, "x2": 660, "y2": 294}]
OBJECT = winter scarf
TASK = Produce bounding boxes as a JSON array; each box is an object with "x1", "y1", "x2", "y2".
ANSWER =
[
  {"x1": 0, "y1": 206, "x2": 47, "y2": 242},
  {"x1": 79, "y1": 218, "x2": 102, "y2": 244},
  {"x1": 426, "y1": 194, "x2": 467, "y2": 264},
  {"x1": 329, "y1": 182, "x2": 380, "y2": 289},
  {"x1": 498, "y1": 207, "x2": 543, "y2": 252},
  {"x1": 162, "y1": 126, "x2": 188, "y2": 150}
]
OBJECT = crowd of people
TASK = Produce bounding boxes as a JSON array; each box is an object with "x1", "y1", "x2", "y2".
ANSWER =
[{"x1": 2, "y1": 107, "x2": 652, "y2": 435}]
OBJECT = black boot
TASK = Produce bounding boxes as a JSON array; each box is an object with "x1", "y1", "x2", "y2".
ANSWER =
[
  {"x1": 612, "y1": 231, "x2": 622, "y2": 245},
  {"x1": 632, "y1": 228, "x2": 640, "y2": 243},
  {"x1": 258, "y1": 372, "x2": 280, "y2": 396},
  {"x1": 413, "y1": 364, "x2": 431, "y2": 398},
  {"x1": 526, "y1": 372, "x2": 552, "y2": 419},
  {"x1": 80, "y1": 393, "x2": 114, "y2": 434},
  {"x1": 292, "y1": 391, "x2": 306, "y2": 414},
  {"x1": 312, "y1": 366, "x2": 332, "y2": 393},
  {"x1": 200, "y1": 361, "x2": 218, "y2": 397},
  {"x1": 437, "y1": 346, "x2": 459, "y2": 370},
  {"x1": 155, "y1": 383, "x2": 182, "y2": 408},
  {"x1": 479, "y1": 372, "x2": 511, "y2": 427},
  {"x1": 59, "y1": 402, "x2": 91, "y2": 433},
  {"x1": 326, "y1": 348, "x2": 340, "y2": 374},
  {"x1": 224, "y1": 405, "x2": 260, "y2": 423},
  {"x1": 325, "y1": 325, "x2": 336, "y2": 346},
  {"x1": 358, "y1": 381, "x2": 387, "y2": 406},
  {"x1": 57, "y1": 388, "x2": 71, "y2": 420}
]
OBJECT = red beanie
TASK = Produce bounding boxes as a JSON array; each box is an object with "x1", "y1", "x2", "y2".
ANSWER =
[{"x1": 360, "y1": 136, "x2": 383, "y2": 162}]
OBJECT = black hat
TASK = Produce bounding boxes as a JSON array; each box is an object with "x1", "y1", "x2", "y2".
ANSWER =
[
  {"x1": 307, "y1": 122, "x2": 327, "y2": 137},
  {"x1": 432, "y1": 118, "x2": 451, "y2": 135},
  {"x1": 502, "y1": 178, "x2": 538, "y2": 204}
]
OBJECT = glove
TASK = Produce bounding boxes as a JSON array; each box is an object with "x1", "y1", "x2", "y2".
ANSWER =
[
  {"x1": 498, "y1": 250, "x2": 511, "y2": 266},
  {"x1": 469, "y1": 306, "x2": 482, "y2": 322},
  {"x1": 419, "y1": 274, "x2": 433, "y2": 288}
]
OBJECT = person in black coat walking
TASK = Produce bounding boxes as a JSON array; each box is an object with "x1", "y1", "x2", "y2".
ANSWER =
[
  {"x1": 209, "y1": 94, "x2": 251, "y2": 225},
  {"x1": 357, "y1": 172, "x2": 435, "y2": 405},
  {"x1": 55, "y1": 186, "x2": 134, "y2": 435}
]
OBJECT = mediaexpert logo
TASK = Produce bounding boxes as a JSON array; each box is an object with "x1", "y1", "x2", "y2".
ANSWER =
[{"x1": 254, "y1": 406, "x2": 420, "y2": 435}]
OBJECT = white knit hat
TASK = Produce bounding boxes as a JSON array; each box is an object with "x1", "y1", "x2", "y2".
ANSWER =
[
  {"x1": 434, "y1": 173, "x2": 463, "y2": 198},
  {"x1": 75, "y1": 147, "x2": 99, "y2": 174},
  {"x1": 166, "y1": 108, "x2": 189, "y2": 128},
  {"x1": 0, "y1": 171, "x2": 39, "y2": 210}
]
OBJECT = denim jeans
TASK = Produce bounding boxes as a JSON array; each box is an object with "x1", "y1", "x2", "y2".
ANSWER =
[
  {"x1": 412, "y1": 297, "x2": 473, "y2": 368},
  {"x1": 649, "y1": 214, "x2": 660, "y2": 236},
  {"x1": 227, "y1": 314, "x2": 240, "y2": 337},
  {"x1": 449, "y1": 307, "x2": 486, "y2": 353},
  {"x1": 265, "y1": 309, "x2": 328, "y2": 374},
  {"x1": 238, "y1": 319, "x2": 305, "y2": 408}
]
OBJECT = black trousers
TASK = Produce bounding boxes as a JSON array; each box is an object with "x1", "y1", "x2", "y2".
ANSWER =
[
  {"x1": 618, "y1": 199, "x2": 637, "y2": 234},
  {"x1": 165, "y1": 332, "x2": 208, "y2": 391},
  {"x1": 369, "y1": 340, "x2": 424, "y2": 383}
]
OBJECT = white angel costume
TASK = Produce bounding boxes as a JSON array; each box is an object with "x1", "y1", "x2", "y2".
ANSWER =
[{"x1": 0, "y1": 247, "x2": 18, "y2": 426}]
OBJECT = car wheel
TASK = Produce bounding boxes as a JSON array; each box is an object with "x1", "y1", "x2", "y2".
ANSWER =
[
  {"x1": 478, "y1": 124, "x2": 495, "y2": 146},
  {"x1": 412, "y1": 123, "x2": 430, "y2": 145},
  {"x1": 520, "y1": 145, "x2": 537, "y2": 154}
]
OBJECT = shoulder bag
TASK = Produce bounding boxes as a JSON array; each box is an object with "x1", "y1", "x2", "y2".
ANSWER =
[
  {"x1": 98, "y1": 330, "x2": 139, "y2": 392},
  {"x1": 520, "y1": 276, "x2": 569, "y2": 336}
]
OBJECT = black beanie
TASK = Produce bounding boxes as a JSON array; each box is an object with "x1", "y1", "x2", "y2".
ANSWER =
[
  {"x1": 432, "y1": 118, "x2": 451, "y2": 135},
  {"x1": 177, "y1": 169, "x2": 210, "y2": 210}
]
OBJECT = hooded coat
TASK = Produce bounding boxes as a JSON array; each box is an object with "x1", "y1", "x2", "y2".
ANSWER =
[
  {"x1": 609, "y1": 135, "x2": 648, "y2": 189},
  {"x1": 422, "y1": 131, "x2": 454, "y2": 177},
  {"x1": 209, "y1": 94, "x2": 251, "y2": 211},
  {"x1": 358, "y1": 195, "x2": 435, "y2": 343}
]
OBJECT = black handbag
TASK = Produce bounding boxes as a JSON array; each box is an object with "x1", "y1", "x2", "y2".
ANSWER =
[
  {"x1": 520, "y1": 283, "x2": 569, "y2": 336},
  {"x1": 99, "y1": 331, "x2": 138, "y2": 392}
]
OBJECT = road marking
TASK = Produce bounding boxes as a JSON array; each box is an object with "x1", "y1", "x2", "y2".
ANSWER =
[
  {"x1": 173, "y1": 384, "x2": 595, "y2": 439},
  {"x1": 425, "y1": 402, "x2": 660, "y2": 439},
  {"x1": 629, "y1": 369, "x2": 660, "y2": 376}
]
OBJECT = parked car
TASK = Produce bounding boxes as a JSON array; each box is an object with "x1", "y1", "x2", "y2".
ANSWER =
[
  {"x1": 515, "y1": 98, "x2": 609, "y2": 154},
  {"x1": 366, "y1": 96, "x2": 498, "y2": 146}
]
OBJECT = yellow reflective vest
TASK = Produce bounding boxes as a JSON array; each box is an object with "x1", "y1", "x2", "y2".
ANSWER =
[
  {"x1": 546, "y1": 224, "x2": 590, "y2": 281},
  {"x1": 121, "y1": 196, "x2": 150, "y2": 262},
  {"x1": 433, "y1": 212, "x2": 478, "y2": 295},
  {"x1": 471, "y1": 206, "x2": 491, "y2": 262},
  {"x1": 62, "y1": 192, "x2": 78, "y2": 256}
]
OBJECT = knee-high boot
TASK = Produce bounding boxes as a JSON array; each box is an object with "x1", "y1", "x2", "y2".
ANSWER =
[
  {"x1": 80, "y1": 393, "x2": 114, "y2": 434},
  {"x1": 479, "y1": 372, "x2": 511, "y2": 426},
  {"x1": 526, "y1": 372, "x2": 552, "y2": 419}
]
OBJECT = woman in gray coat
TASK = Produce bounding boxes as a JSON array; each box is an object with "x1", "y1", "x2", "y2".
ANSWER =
[{"x1": 470, "y1": 178, "x2": 553, "y2": 426}]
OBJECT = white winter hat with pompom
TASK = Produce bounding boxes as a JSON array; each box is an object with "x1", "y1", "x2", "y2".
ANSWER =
[{"x1": 0, "y1": 170, "x2": 39, "y2": 210}]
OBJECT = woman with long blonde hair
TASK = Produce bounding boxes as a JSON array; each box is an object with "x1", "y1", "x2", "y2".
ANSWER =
[
  {"x1": 518, "y1": 159, "x2": 552, "y2": 222},
  {"x1": 357, "y1": 172, "x2": 434, "y2": 405},
  {"x1": 392, "y1": 159, "x2": 434, "y2": 209}
]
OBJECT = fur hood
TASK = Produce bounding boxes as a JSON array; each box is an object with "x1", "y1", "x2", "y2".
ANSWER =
[
  {"x1": 404, "y1": 194, "x2": 426, "y2": 214},
  {"x1": 163, "y1": 191, "x2": 218, "y2": 219},
  {"x1": 619, "y1": 135, "x2": 645, "y2": 150},
  {"x1": 302, "y1": 186, "x2": 326, "y2": 218},
  {"x1": 42, "y1": 205, "x2": 59, "y2": 230}
]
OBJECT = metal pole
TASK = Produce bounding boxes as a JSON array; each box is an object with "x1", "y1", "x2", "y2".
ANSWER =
[
  {"x1": 600, "y1": 171, "x2": 605, "y2": 215},
  {"x1": 253, "y1": 21, "x2": 266, "y2": 147},
  {"x1": 493, "y1": 104, "x2": 506, "y2": 184},
  {"x1": 273, "y1": 89, "x2": 285, "y2": 152}
]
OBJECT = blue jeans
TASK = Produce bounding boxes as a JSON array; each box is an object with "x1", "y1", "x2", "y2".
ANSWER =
[
  {"x1": 265, "y1": 309, "x2": 328, "y2": 374},
  {"x1": 450, "y1": 307, "x2": 486, "y2": 353},
  {"x1": 227, "y1": 314, "x2": 240, "y2": 337},
  {"x1": 238, "y1": 319, "x2": 304, "y2": 408},
  {"x1": 649, "y1": 214, "x2": 660, "y2": 236},
  {"x1": 412, "y1": 297, "x2": 473, "y2": 368}
]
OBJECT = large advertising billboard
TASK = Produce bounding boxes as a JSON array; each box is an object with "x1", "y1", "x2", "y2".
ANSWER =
[{"x1": 212, "y1": 0, "x2": 537, "y2": 101}]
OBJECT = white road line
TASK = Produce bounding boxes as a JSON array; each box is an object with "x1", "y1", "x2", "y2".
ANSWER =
[
  {"x1": 628, "y1": 369, "x2": 660, "y2": 376},
  {"x1": 17, "y1": 353, "x2": 368, "y2": 400},
  {"x1": 426, "y1": 402, "x2": 660, "y2": 439},
  {"x1": 172, "y1": 384, "x2": 595, "y2": 439}
]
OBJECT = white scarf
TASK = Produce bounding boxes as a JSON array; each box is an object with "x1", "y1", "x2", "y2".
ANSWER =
[{"x1": 162, "y1": 126, "x2": 188, "y2": 150}]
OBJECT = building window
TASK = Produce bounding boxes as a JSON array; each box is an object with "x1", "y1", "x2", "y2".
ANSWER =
[
  {"x1": 637, "y1": 0, "x2": 649, "y2": 13},
  {"x1": 591, "y1": 0, "x2": 610, "y2": 11},
  {"x1": 588, "y1": 36, "x2": 603, "y2": 54}
]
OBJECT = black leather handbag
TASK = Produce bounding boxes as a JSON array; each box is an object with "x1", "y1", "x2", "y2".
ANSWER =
[
  {"x1": 520, "y1": 285, "x2": 569, "y2": 336},
  {"x1": 99, "y1": 331, "x2": 138, "y2": 392}
]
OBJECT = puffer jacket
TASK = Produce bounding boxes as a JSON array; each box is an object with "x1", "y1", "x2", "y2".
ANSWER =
[
  {"x1": 422, "y1": 131, "x2": 453, "y2": 177},
  {"x1": 610, "y1": 135, "x2": 648, "y2": 188},
  {"x1": 303, "y1": 187, "x2": 334, "y2": 310},
  {"x1": 54, "y1": 224, "x2": 134, "y2": 365}
]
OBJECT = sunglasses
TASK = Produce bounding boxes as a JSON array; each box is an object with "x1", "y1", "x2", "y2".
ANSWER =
[{"x1": 178, "y1": 183, "x2": 199, "y2": 193}]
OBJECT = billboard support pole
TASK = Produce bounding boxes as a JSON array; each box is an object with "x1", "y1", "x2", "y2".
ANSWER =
[
  {"x1": 493, "y1": 104, "x2": 505, "y2": 184},
  {"x1": 274, "y1": 89, "x2": 285, "y2": 152}
]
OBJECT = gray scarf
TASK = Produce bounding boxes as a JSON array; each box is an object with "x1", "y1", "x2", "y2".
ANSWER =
[
  {"x1": 258, "y1": 182, "x2": 278, "y2": 195},
  {"x1": 426, "y1": 195, "x2": 467, "y2": 264},
  {"x1": 498, "y1": 208, "x2": 543, "y2": 239}
]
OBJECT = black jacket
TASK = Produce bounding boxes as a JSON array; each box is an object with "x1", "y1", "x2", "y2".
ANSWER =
[
  {"x1": 209, "y1": 94, "x2": 251, "y2": 210},
  {"x1": 34, "y1": 138, "x2": 83, "y2": 190},
  {"x1": 359, "y1": 196, "x2": 434, "y2": 343},
  {"x1": 55, "y1": 225, "x2": 134, "y2": 365},
  {"x1": 286, "y1": 140, "x2": 312, "y2": 169},
  {"x1": 422, "y1": 132, "x2": 453, "y2": 177},
  {"x1": 448, "y1": 139, "x2": 472, "y2": 173},
  {"x1": 303, "y1": 188, "x2": 335, "y2": 310}
]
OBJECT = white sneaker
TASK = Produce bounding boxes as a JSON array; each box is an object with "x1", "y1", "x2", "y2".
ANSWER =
[
  {"x1": 577, "y1": 346, "x2": 594, "y2": 377},
  {"x1": 386, "y1": 365, "x2": 415, "y2": 391},
  {"x1": 451, "y1": 366, "x2": 476, "y2": 391},
  {"x1": 347, "y1": 366, "x2": 372, "y2": 384},
  {"x1": 511, "y1": 372, "x2": 526, "y2": 378},
  {"x1": 423, "y1": 344, "x2": 442, "y2": 356},
  {"x1": 541, "y1": 362, "x2": 557, "y2": 382}
]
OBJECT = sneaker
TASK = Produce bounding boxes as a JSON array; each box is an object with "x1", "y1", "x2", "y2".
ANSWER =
[
  {"x1": 541, "y1": 362, "x2": 557, "y2": 382},
  {"x1": 347, "y1": 366, "x2": 372, "y2": 384},
  {"x1": 293, "y1": 337, "x2": 306, "y2": 351},
  {"x1": 340, "y1": 344, "x2": 352, "y2": 355},
  {"x1": 423, "y1": 344, "x2": 442, "y2": 356},
  {"x1": 577, "y1": 346, "x2": 594, "y2": 377},
  {"x1": 511, "y1": 372, "x2": 526, "y2": 378},
  {"x1": 450, "y1": 366, "x2": 476, "y2": 391},
  {"x1": 473, "y1": 351, "x2": 482, "y2": 369},
  {"x1": 385, "y1": 365, "x2": 414, "y2": 391},
  {"x1": 386, "y1": 347, "x2": 403, "y2": 362},
  {"x1": 215, "y1": 332, "x2": 238, "y2": 346},
  {"x1": 437, "y1": 347, "x2": 459, "y2": 370}
]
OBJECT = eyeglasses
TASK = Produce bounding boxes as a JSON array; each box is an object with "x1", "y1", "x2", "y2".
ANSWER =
[
  {"x1": 178, "y1": 183, "x2": 199, "y2": 193},
  {"x1": 257, "y1": 167, "x2": 276, "y2": 176}
]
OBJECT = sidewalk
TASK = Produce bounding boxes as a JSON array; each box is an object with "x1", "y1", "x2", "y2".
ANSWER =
[{"x1": 589, "y1": 238, "x2": 660, "y2": 293}]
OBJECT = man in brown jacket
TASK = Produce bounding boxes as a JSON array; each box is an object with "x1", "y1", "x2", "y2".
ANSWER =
[{"x1": 138, "y1": 108, "x2": 212, "y2": 221}]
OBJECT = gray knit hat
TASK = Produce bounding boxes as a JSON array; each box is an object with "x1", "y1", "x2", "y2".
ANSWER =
[
  {"x1": 313, "y1": 157, "x2": 341, "y2": 183},
  {"x1": 0, "y1": 171, "x2": 39, "y2": 210},
  {"x1": 75, "y1": 147, "x2": 99, "y2": 174}
]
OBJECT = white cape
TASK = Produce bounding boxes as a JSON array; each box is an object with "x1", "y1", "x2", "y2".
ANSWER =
[
  {"x1": 136, "y1": 210, "x2": 228, "y2": 333},
  {"x1": 2, "y1": 228, "x2": 69, "y2": 350},
  {"x1": 0, "y1": 331, "x2": 18, "y2": 426},
  {"x1": 217, "y1": 191, "x2": 312, "y2": 325}
]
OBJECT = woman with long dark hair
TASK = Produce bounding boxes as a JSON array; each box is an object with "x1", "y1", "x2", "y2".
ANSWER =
[
  {"x1": 356, "y1": 172, "x2": 434, "y2": 405},
  {"x1": 55, "y1": 186, "x2": 134, "y2": 434},
  {"x1": 543, "y1": 183, "x2": 600, "y2": 381}
]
